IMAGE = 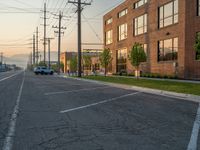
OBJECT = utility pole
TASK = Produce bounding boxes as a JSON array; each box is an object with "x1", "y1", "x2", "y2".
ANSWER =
[
  {"x1": 36, "y1": 27, "x2": 39, "y2": 64},
  {"x1": 30, "y1": 52, "x2": 32, "y2": 66},
  {"x1": 52, "y1": 11, "x2": 66, "y2": 74},
  {"x1": 68, "y1": 0, "x2": 91, "y2": 77},
  {"x1": 39, "y1": 53, "x2": 42, "y2": 62},
  {"x1": 41, "y1": 3, "x2": 48, "y2": 65},
  {"x1": 44, "y1": 3, "x2": 46, "y2": 64},
  {"x1": 47, "y1": 38, "x2": 54, "y2": 69},
  {"x1": 33, "y1": 34, "x2": 36, "y2": 65},
  {"x1": 0, "y1": 52, "x2": 3, "y2": 64}
]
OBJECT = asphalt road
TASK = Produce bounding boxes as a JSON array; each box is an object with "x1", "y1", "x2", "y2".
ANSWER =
[{"x1": 0, "y1": 71, "x2": 199, "y2": 150}]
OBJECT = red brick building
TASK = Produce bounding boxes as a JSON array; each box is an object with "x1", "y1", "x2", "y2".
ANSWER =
[{"x1": 103, "y1": 0, "x2": 200, "y2": 79}]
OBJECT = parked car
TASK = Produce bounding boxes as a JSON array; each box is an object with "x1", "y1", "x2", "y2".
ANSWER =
[{"x1": 34, "y1": 66, "x2": 54, "y2": 75}]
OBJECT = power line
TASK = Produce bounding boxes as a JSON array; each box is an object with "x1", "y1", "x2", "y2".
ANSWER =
[{"x1": 82, "y1": 13, "x2": 102, "y2": 42}]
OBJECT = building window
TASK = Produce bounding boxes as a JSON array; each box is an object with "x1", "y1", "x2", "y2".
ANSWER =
[
  {"x1": 105, "y1": 30, "x2": 113, "y2": 45},
  {"x1": 195, "y1": 32, "x2": 200, "y2": 60},
  {"x1": 159, "y1": 0, "x2": 178, "y2": 28},
  {"x1": 134, "y1": 14, "x2": 147, "y2": 36},
  {"x1": 117, "y1": 48, "x2": 127, "y2": 72},
  {"x1": 94, "y1": 63, "x2": 100, "y2": 70},
  {"x1": 196, "y1": 51, "x2": 200, "y2": 60},
  {"x1": 198, "y1": 0, "x2": 200, "y2": 16},
  {"x1": 118, "y1": 9, "x2": 128, "y2": 18},
  {"x1": 133, "y1": 0, "x2": 148, "y2": 9},
  {"x1": 158, "y1": 37, "x2": 178, "y2": 61},
  {"x1": 106, "y1": 18, "x2": 112, "y2": 25},
  {"x1": 118, "y1": 23, "x2": 127, "y2": 41}
]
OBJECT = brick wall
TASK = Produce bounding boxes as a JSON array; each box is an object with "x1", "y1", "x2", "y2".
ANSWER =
[{"x1": 103, "y1": 0, "x2": 200, "y2": 79}]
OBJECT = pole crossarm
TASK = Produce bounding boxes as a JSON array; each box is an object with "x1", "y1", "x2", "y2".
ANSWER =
[{"x1": 68, "y1": 1, "x2": 91, "y2": 5}]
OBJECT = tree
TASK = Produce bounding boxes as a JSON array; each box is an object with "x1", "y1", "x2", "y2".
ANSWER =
[
  {"x1": 129, "y1": 43, "x2": 147, "y2": 78},
  {"x1": 194, "y1": 32, "x2": 200, "y2": 60},
  {"x1": 83, "y1": 55, "x2": 92, "y2": 75},
  {"x1": 70, "y1": 56, "x2": 77, "y2": 73},
  {"x1": 38, "y1": 61, "x2": 47, "y2": 67},
  {"x1": 99, "y1": 48, "x2": 112, "y2": 76},
  {"x1": 51, "y1": 62, "x2": 64, "y2": 73}
]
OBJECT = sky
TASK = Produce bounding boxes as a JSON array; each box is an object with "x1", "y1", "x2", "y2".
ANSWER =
[{"x1": 0, "y1": 0, "x2": 124, "y2": 64}]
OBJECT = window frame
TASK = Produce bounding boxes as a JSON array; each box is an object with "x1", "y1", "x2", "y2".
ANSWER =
[
  {"x1": 118, "y1": 23, "x2": 128, "y2": 41},
  {"x1": 133, "y1": 0, "x2": 148, "y2": 9},
  {"x1": 158, "y1": 0, "x2": 178, "y2": 29},
  {"x1": 116, "y1": 48, "x2": 127, "y2": 72},
  {"x1": 134, "y1": 13, "x2": 147, "y2": 36},
  {"x1": 105, "y1": 30, "x2": 113, "y2": 45},
  {"x1": 105, "y1": 18, "x2": 113, "y2": 25},
  {"x1": 158, "y1": 37, "x2": 178, "y2": 62},
  {"x1": 118, "y1": 8, "x2": 128, "y2": 18},
  {"x1": 197, "y1": 0, "x2": 200, "y2": 16},
  {"x1": 195, "y1": 32, "x2": 200, "y2": 60}
]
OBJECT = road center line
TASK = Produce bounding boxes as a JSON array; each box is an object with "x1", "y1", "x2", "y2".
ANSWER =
[
  {"x1": 44, "y1": 86, "x2": 110, "y2": 96},
  {"x1": 2, "y1": 71, "x2": 25, "y2": 150},
  {"x1": 59, "y1": 92, "x2": 141, "y2": 114},
  {"x1": 187, "y1": 103, "x2": 200, "y2": 150},
  {"x1": 0, "y1": 71, "x2": 22, "y2": 82}
]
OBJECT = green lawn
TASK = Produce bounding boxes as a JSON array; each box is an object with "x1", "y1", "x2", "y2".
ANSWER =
[{"x1": 82, "y1": 76, "x2": 200, "y2": 96}]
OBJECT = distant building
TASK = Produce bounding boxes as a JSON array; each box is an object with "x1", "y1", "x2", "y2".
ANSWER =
[
  {"x1": 104, "y1": 0, "x2": 200, "y2": 79},
  {"x1": 60, "y1": 52, "x2": 77, "y2": 73},
  {"x1": 82, "y1": 49, "x2": 102, "y2": 74},
  {"x1": 60, "y1": 49, "x2": 103, "y2": 74}
]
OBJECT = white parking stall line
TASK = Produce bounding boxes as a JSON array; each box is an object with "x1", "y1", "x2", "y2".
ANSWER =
[
  {"x1": 2, "y1": 72, "x2": 25, "y2": 150},
  {"x1": 0, "y1": 71, "x2": 23, "y2": 82},
  {"x1": 187, "y1": 103, "x2": 200, "y2": 150},
  {"x1": 44, "y1": 86, "x2": 110, "y2": 96},
  {"x1": 60, "y1": 92, "x2": 141, "y2": 114}
]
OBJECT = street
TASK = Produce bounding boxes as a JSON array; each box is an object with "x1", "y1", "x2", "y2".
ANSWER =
[{"x1": 0, "y1": 71, "x2": 199, "y2": 150}]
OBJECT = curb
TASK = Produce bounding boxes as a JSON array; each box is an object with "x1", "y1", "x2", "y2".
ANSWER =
[{"x1": 61, "y1": 75, "x2": 200, "y2": 103}]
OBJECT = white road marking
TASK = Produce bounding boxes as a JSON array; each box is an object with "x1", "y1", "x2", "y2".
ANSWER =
[
  {"x1": 60, "y1": 92, "x2": 141, "y2": 113},
  {"x1": 0, "y1": 71, "x2": 22, "y2": 82},
  {"x1": 44, "y1": 86, "x2": 110, "y2": 96},
  {"x1": 187, "y1": 103, "x2": 200, "y2": 150},
  {"x1": 2, "y1": 72, "x2": 25, "y2": 150}
]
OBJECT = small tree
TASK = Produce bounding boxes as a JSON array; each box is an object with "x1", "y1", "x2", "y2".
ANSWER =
[
  {"x1": 129, "y1": 43, "x2": 147, "y2": 78},
  {"x1": 83, "y1": 55, "x2": 92, "y2": 75},
  {"x1": 70, "y1": 56, "x2": 77, "y2": 73},
  {"x1": 99, "y1": 48, "x2": 112, "y2": 76},
  {"x1": 38, "y1": 61, "x2": 47, "y2": 67},
  {"x1": 51, "y1": 62, "x2": 64, "y2": 73},
  {"x1": 60, "y1": 62, "x2": 64, "y2": 72},
  {"x1": 194, "y1": 32, "x2": 200, "y2": 60}
]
